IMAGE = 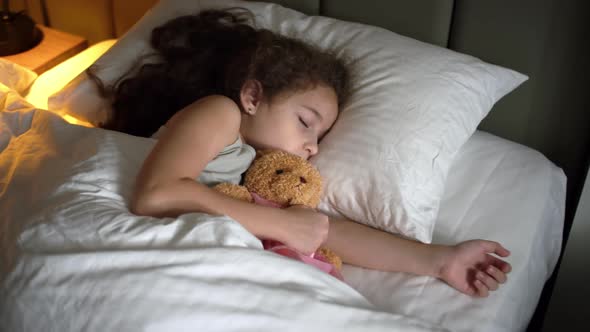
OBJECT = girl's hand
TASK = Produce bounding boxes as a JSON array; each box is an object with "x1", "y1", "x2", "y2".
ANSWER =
[
  {"x1": 436, "y1": 240, "x2": 512, "y2": 297},
  {"x1": 277, "y1": 205, "x2": 330, "y2": 255}
]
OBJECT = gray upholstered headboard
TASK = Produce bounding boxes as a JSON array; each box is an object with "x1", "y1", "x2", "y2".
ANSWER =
[{"x1": 275, "y1": 0, "x2": 455, "y2": 48}]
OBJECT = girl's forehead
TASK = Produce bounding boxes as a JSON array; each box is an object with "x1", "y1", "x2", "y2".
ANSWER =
[{"x1": 287, "y1": 86, "x2": 338, "y2": 117}]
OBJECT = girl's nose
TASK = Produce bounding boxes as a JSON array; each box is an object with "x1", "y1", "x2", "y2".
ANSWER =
[{"x1": 305, "y1": 141, "x2": 318, "y2": 158}]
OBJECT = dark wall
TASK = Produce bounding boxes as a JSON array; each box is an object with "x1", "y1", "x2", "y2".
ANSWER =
[
  {"x1": 450, "y1": 1, "x2": 590, "y2": 330},
  {"x1": 451, "y1": 0, "x2": 590, "y2": 242}
]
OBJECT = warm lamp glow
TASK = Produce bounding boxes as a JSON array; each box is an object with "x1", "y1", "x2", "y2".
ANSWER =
[
  {"x1": 62, "y1": 114, "x2": 93, "y2": 127},
  {"x1": 21, "y1": 39, "x2": 117, "y2": 128},
  {"x1": 25, "y1": 39, "x2": 116, "y2": 111}
]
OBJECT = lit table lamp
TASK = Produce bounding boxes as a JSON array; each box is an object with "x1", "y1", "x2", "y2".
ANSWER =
[{"x1": 0, "y1": 0, "x2": 42, "y2": 56}]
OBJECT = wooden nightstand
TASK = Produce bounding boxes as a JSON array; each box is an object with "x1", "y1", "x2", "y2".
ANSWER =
[{"x1": 1, "y1": 25, "x2": 88, "y2": 75}]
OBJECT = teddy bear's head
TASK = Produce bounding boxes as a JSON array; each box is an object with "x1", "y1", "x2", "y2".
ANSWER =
[{"x1": 243, "y1": 150, "x2": 322, "y2": 207}]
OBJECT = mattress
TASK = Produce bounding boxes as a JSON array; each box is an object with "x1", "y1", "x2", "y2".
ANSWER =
[{"x1": 342, "y1": 131, "x2": 566, "y2": 332}]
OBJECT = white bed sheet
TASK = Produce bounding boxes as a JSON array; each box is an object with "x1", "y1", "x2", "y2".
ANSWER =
[
  {"x1": 0, "y1": 90, "x2": 444, "y2": 332},
  {"x1": 342, "y1": 131, "x2": 566, "y2": 332}
]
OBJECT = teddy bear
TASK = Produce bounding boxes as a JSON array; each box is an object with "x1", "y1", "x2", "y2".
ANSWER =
[{"x1": 213, "y1": 149, "x2": 343, "y2": 278}]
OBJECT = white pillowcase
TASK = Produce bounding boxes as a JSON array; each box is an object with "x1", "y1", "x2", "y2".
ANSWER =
[
  {"x1": 47, "y1": 0, "x2": 527, "y2": 243},
  {"x1": 0, "y1": 58, "x2": 37, "y2": 94}
]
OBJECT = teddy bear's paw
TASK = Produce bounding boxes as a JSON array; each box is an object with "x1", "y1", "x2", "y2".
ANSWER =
[{"x1": 318, "y1": 247, "x2": 343, "y2": 271}]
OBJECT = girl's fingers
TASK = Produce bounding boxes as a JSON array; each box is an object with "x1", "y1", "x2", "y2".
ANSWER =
[
  {"x1": 485, "y1": 265, "x2": 507, "y2": 284},
  {"x1": 481, "y1": 240, "x2": 511, "y2": 257},
  {"x1": 476, "y1": 270, "x2": 499, "y2": 291},
  {"x1": 473, "y1": 279, "x2": 489, "y2": 298},
  {"x1": 464, "y1": 284, "x2": 477, "y2": 297},
  {"x1": 487, "y1": 255, "x2": 512, "y2": 274}
]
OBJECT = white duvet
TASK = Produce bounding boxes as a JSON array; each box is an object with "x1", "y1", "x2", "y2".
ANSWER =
[{"x1": 0, "y1": 85, "x2": 444, "y2": 331}]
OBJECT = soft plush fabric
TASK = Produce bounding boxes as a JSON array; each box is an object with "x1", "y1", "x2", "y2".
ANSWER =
[
  {"x1": 46, "y1": 0, "x2": 527, "y2": 242},
  {"x1": 0, "y1": 59, "x2": 37, "y2": 95}
]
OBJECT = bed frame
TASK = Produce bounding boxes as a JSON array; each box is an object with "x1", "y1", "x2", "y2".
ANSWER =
[{"x1": 19, "y1": 0, "x2": 590, "y2": 330}]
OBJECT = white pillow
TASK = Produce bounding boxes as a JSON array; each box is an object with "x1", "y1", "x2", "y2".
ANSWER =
[
  {"x1": 0, "y1": 58, "x2": 37, "y2": 94},
  {"x1": 47, "y1": 0, "x2": 527, "y2": 243}
]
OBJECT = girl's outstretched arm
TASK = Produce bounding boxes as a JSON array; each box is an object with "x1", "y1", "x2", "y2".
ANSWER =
[{"x1": 326, "y1": 217, "x2": 512, "y2": 297}]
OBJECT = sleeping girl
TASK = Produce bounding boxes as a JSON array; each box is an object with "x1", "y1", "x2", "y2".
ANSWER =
[{"x1": 88, "y1": 8, "x2": 511, "y2": 297}]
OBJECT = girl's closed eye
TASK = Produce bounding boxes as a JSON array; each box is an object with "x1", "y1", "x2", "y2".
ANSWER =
[{"x1": 299, "y1": 117, "x2": 309, "y2": 128}]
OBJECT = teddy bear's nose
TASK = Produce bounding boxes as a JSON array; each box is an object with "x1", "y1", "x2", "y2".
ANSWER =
[
  {"x1": 276, "y1": 170, "x2": 284, "y2": 175},
  {"x1": 300, "y1": 177, "x2": 307, "y2": 184}
]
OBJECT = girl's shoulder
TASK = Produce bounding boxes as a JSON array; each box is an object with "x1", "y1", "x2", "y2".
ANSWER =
[
  {"x1": 161, "y1": 95, "x2": 242, "y2": 150},
  {"x1": 167, "y1": 95, "x2": 241, "y2": 129}
]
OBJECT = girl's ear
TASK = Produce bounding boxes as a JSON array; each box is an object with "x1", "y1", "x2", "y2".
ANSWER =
[{"x1": 240, "y1": 79, "x2": 263, "y2": 115}]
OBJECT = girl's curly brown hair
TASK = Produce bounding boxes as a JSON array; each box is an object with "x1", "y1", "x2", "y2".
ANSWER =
[{"x1": 88, "y1": 8, "x2": 351, "y2": 137}]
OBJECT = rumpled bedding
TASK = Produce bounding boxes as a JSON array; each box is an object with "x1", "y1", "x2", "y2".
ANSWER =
[{"x1": 0, "y1": 84, "x2": 444, "y2": 332}]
